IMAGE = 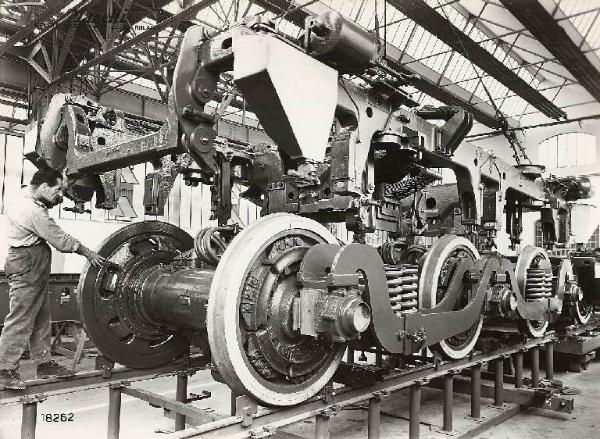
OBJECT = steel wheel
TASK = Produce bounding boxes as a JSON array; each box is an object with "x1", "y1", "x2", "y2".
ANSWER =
[
  {"x1": 419, "y1": 235, "x2": 482, "y2": 359},
  {"x1": 207, "y1": 213, "x2": 344, "y2": 406},
  {"x1": 78, "y1": 221, "x2": 193, "y2": 368},
  {"x1": 558, "y1": 260, "x2": 593, "y2": 325}
]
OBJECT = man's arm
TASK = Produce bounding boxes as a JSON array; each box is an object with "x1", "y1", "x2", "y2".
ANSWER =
[{"x1": 30, "y1": 211, "x2": 106, "y2": 267}]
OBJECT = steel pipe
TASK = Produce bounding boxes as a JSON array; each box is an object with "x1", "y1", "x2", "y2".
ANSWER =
[
  {"x1": 546, "y1": 342, "x2": 554, "y2": 380},
  {"x1": 315, "y1": 413, "x2": 331, "y2": 439},
  {"x1": 368, "y1": 396, "x2": 381, "y2": 439},
  {"x1": 107, "y1": 385, "x2": 122, "y2": 439},
  {"x1": 409, "y1": 383, "x2": 422, "y2": 439},
  {"x1": 531, "y1": 346, "x2": 540, "y2": 388},
  {"x1": 494, "y1": 358, "x2": 504, "y2": 407},
  {"x1": 443, "y1": 374, "x2": 453, "y2": 431},
  {"x1": 21, "y1": 402, "x2": 37, "y2": 439},
  {"x1": 175, "y1": 374, "x2": 188, "y2": 431},
  {"x1": 470, "y1": 364, "x2": 481, "y2": 419},
  {"x1": 514, "y1": 351, "x2": 523, "y2": 388}
]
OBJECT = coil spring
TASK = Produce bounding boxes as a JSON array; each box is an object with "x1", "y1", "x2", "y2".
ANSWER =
[
  {"x1": 194, "y1": 227, "x2": 228, "y2": 266},
  {"x1": 524, "y1": 268, "x2": 553, "y2": 300},
  {"x1": 386, "y1": 264, "x2": 419, "y2": 315}
]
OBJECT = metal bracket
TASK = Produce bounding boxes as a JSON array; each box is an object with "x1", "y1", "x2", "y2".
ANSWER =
[
  {"x1": 249, "y1": 425, "x2": 277, "y2": 438},
  {"x1": 19, "y1": 393, "x2": 47, "y2": 405},
  {"x1": 108, "y1": 380, "x2": 130, "y2": 390},
  {"x1": 187, "y1": 390, "x2": 211, "y2": 403},
  {"x1": 235, "y1": 395, "x2": 258, "y2": 428}
]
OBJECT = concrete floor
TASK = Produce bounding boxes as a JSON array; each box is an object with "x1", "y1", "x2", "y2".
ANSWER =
[{"x1": 0, "y1": 357, "x2": 598, "y2": 439}]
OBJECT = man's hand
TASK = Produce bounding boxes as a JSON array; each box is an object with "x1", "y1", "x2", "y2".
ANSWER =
[
  {"x1": 78, "y1": 245, "x2": 107, "y2": 268},
  {"x1": 86, "y1": 250, "x2": 107, "y2": 268}
]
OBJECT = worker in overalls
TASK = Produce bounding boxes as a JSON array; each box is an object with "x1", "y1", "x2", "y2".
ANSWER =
[{"x1": 0, "y1": 168, "x2": 105, "y2": 390}]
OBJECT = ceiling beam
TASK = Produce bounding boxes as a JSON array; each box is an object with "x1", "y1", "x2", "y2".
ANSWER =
[
  {"x1": 47, "y1": 0, "x2": 219, "y2": 88},
  {"x1": 388, "y1": 0, "x2": 566, "y2": 120},
  {"x1": 500, "y1": 0, "x2": 600, "y2": 104},
  {"x1": 255, "y1": 0, "x2": 515, "y2": 128},
  {"x1": 450, "y1": 2, "x2": 546, "y2": 83},
  {"x1": 0, "y1": 0, "x2": 74, "y2": 58}
]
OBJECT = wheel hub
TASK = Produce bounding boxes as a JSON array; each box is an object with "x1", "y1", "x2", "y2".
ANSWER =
[
  {"x1": 207, "y1": 213, "x2": 345, "y2": 406},
  {"x1": 78, "y1": 221, "x2": 194, "y2": 367},
  {"x1": 241, "y1": 235, "x2": 337, "y2": 383}
]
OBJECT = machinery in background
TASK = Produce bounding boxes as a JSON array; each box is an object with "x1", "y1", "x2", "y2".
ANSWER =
[
  {"x1": 31, "y1": 11, "x2": 597, "y2": 406},
  {"x1": 0, "y1": 272, "x2": 80, "y2": 325}
]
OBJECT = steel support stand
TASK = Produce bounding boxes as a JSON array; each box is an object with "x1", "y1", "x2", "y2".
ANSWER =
[
  {"x1": 175, "y1": 373, "x2": 188, "y2": 431},
  {"x1": 531, "y1": 346, "x2": 540, "y2": 388},
  {"x1": 230, "y1": 390, "x2": 237, "y2": 416},
  {"x1": 107, "y1": 383, "x2": 124, "y2": 439},
  {"x1": 470, "y1": 364, "x2": 481, "y2": 419},
  {"x1": 545, "y1": 342, "x2": 554, "y2": 380},
  {"x1": 409, "y1": 382, "x2": 422, "y2": 439},
  {"x1": 514, "y1": 351, "x2": 523, "y2": 388},
  {"x1": 21, "y1": 400, "x2": 38, "y2": 439},
  {"x1": 494, "y1": 357, "x2": 504, "y2": 407},
  {"x1": 368, "y1": 395, "x2": 381, "y2": 439},
  {"x1": 346, "y1": 347, "x2": 354, "y2": 363},
  {"x1": 315, "y1": 413, "x2": 331, "y2": 439},
  {"x1": 376, "y1": 351, "x2": 383, "y2": 368},
  {"x1": 442, "y1": 373, "x2": 454, "y2": 432}
]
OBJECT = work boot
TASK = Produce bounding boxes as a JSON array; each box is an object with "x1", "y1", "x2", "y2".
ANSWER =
[
  {"x1": 0, "y1": 369, "x2": 26, "y2": 390},
  {"x1": 37, "y1": 360, "x2": 75, "y2": 378}
]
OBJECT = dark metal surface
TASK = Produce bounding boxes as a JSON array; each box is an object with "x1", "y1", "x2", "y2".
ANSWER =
[
  {"x1": 207, "y1": 213, "x2": 344, "y2": 406},
  {"x1": 78, "y1": 221, "x2": 194, "y2": 368},
  {"x1": 0, "y1": 272, "x2": 80, "y2": 326},
  {"x1": 254, "y1": 0, "x2": 511, "y2": 127}
]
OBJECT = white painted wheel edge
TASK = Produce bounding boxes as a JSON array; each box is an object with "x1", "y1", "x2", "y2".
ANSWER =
[
  {"x1": 207, "y1": 213, "x2": 340, "y2": 406},
  {"x1": 420, "y1": 235, "x2": 481, "y2": 359}
]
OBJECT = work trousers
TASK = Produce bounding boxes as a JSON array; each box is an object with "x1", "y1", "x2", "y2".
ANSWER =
[{"x1": 0, "y1": 243, "x2": 52, "y2": 370}]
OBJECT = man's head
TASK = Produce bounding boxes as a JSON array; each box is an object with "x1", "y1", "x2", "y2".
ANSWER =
[{"x1": 30, "y1": 169, "x2": 64, "y2": 208}]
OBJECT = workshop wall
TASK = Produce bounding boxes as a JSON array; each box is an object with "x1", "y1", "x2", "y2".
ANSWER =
[{"x1": 0, "y1": 132, "x2": 364, "y2": 273}]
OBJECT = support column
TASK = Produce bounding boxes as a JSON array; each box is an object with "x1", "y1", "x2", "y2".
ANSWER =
[
  {"x1": 346, "y1": 347, "x2": 354, "y2": 363},
  {"x1": 107, "y1": 384, "x2": 124, "y2": 439},
  {"x1": 494, "y1": 357, "x2": 504, "y2": 407},
  {"x1": 175, "y1": 373, "x2": 188, "y2": 431},
  {"x1": 470, "y1": 363, "x2": 481, "y2": 419},
  {"x1": 409, "y1": 381, "x2": 422, "y2": 439},
  {"x1": 315, "y1": 413, "x2": 331, "y2": 439},
  {"x1": 375, "y1": 351, "x2": 383, "y2": 368},
  {"x1": 514, "y1": 351, "x2": 524, "y2": 388},
  {"x1": 531, "y1": 346, "x2": 540, "y2": 388},
  {"x1": 230, "y1": 390, "x2": 237, "y2": 416},
  {"x1": 21, "y1": 397, "x2": 41, "y2": 439},
  {"x1": 368, "y1": 395, "x2": 381, "y2": 439},
  {"x1": 545, "y1": 342, "x2": 554, "y2": 380},
  {"x1": 442, "y1": 373, "x2": 454, "y2": 432}
]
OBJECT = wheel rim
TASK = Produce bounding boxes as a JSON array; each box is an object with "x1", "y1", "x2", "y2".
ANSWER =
[
  {"x1": 419, "y1": 235, "x2": 482, "y2": 359},
  {"x1": 573, "y1": 299, "x2": 593, "y2": 325},
  {"x1": 207, "y1": 213, "x2": 344, "y2": 406},
  {"x1": 78, "y1": 221, "x2": 192, "y2": 368},
  {"x1": 558, "y1": 260, "x2": 593, "y2": 325}
]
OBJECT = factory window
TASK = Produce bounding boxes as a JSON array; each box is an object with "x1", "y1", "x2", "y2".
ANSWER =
[
  {"x1": 538, "y1": 133, "x2": 596, "y2": 170},
  {"x1": 590, "y1": 226, "x2": 600, "y2": 249}
]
